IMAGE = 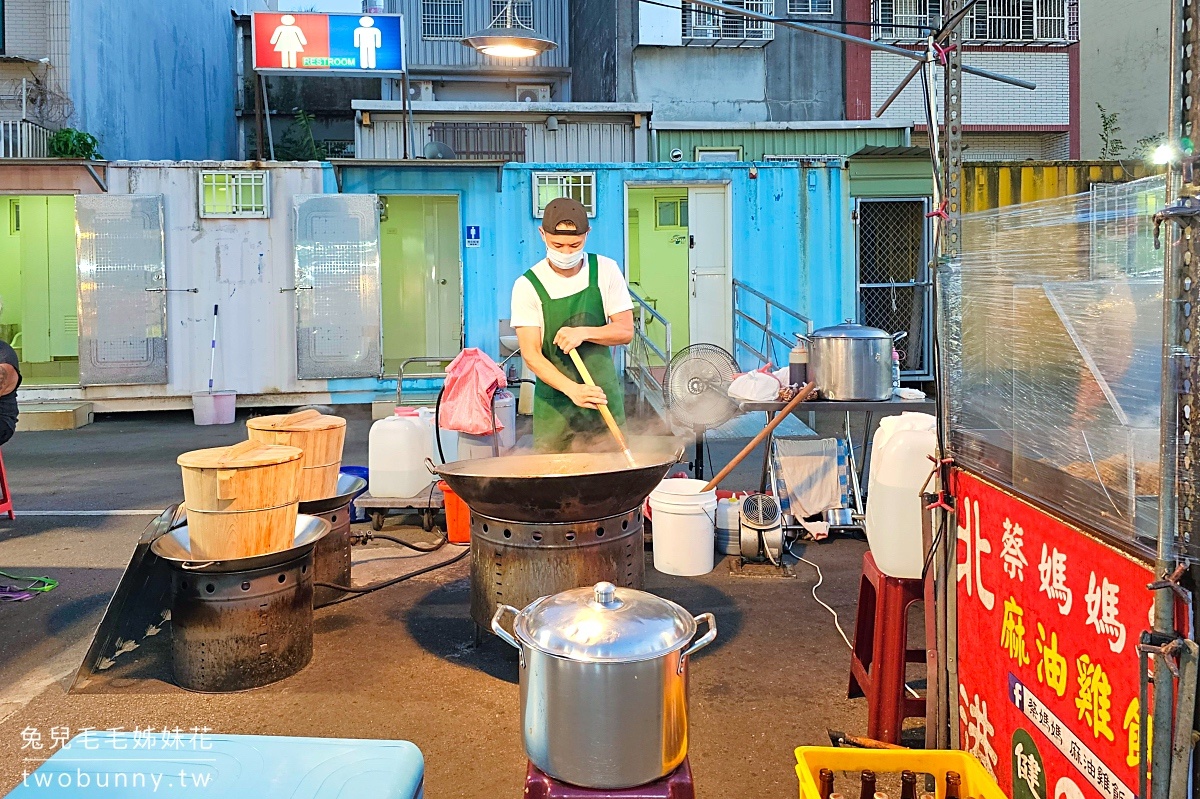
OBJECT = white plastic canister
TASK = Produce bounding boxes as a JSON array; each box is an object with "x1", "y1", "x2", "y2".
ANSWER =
[
  {"x1": 864, "y1": 413, "x2": 937, "y2": 579},
  {"x1": 369, "y1": 409, "x2": 435, "y2": 498},
  {"x1": 648, "y1": 479, "x2": 718, "y2": 576},
  {"x1": 714, "y1": 495, "x2": 744, "y2": 555}
]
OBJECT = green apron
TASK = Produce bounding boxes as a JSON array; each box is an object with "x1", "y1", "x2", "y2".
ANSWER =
[{"x1": 525, "y1": 254, "x2": 626, "y2": 452}]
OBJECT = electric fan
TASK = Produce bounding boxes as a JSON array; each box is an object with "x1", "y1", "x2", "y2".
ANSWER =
[
  {"x1": 662, "y1": 343, "x2": 738, "y2": 480},
  {"x1": 739, "y1": 492, "x2": 784, "y2": 564}
]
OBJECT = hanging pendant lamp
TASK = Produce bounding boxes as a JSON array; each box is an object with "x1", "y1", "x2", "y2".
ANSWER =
[{"x1": 462, "y1": 0, "x2": 557, "y2": 59}]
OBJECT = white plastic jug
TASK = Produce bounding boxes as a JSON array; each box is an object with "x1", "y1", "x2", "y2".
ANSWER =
[
  {"x1": 864, "y1": 413, "x2": 937, "y2": 579},
  {"x1": 369, "y1": 410, "x2": 434, "y2": 498},
  {"x1": 714, "y1": 495, "x2": 744, "y2": 555}
]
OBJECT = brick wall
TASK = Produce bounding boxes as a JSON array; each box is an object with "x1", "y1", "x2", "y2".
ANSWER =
[
  {"x1": 912, "y1": 131, "x2": 1071, "y2": 160},
  {"x1": 872, "y1": 50, "x2": 1070, "y2": 127},
  {"x1": 4, "y1": 0, "x2": 48, "y2": 58}
]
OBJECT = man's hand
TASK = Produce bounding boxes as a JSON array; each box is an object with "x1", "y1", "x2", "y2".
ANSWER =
[
  {"x1": 554, "y1": 326, "x2": 591, "y2": 354},
  {"x1": 564, "y1": 382, "x2": 608, "y2": 410},
  {"x1": 0, "y1": 364, "x2": 19, "y2": 397}
]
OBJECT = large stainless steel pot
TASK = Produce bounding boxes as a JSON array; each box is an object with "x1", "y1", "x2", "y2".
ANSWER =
[
  {"x1": 808, "y1": 321, "x2": 893, "y2": 401},
  {"x1": 492, "y1": 582, "x2": 716, "y2": 789}
]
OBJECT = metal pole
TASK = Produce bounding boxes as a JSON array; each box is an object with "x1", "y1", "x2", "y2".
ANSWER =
[
  {"x1": 401, "y1": 74, "x2": 412, "y2": 159},
  {"x1": 254, "y1": 71, "x2": 265, "y2": 162},
  {"x1": 260, "y1": 74, "x2": 276, "y2": 161},
  {"x1": 1150, "y1": 3, "x2": 1189, "y2": 796}
]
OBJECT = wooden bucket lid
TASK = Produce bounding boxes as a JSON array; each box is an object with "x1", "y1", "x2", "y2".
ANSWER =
[
  {"x1": 246, "y1": 408, "x2": 347, "y2": 433},
  {"x1": 177, "y1": 439, "x2": 303, "y2": 470}
]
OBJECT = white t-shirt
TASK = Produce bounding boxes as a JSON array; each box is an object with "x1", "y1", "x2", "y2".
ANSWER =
[{"x1": 510, "y1": 254, "x2": 634, "y2": 330}]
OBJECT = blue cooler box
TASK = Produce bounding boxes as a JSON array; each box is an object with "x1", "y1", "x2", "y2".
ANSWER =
[{"x1": 5, "y1": 733, "x2": 424, "y2": 798}]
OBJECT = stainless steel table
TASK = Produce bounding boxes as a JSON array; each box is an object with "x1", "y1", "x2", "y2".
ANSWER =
[{"x1": 739, "y1": 396, "x2": 937, "y2": 511}]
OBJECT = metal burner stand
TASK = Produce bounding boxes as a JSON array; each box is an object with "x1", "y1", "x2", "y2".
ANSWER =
[{"x1": 470, "y1": 507, "x2": 646, "y2": 638}]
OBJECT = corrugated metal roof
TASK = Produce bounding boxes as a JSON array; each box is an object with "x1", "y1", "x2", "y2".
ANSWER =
[
  {"x1": 651, "y1": 120, "x2": 914, "y2": 131},
  {"x1": 354, "y1": 101, "x2": 653, "y2": 115},
  {"x1": 656, "y1": 128, "x2": 909, "y2": 160},
  {"x1": 852, "y1": 146, "x2": 932, "y2": 158}
]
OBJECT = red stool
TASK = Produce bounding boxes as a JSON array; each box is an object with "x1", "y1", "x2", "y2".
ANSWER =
[
  {"x1": 0, "y1": 448, "x2": 14, "y2": 519},
  {"x1": 847, "y1": 551, "x2": 925, "y2": 744},
  {"x1": 524, "y1": 759, "x2": 694, "y2": 799}
]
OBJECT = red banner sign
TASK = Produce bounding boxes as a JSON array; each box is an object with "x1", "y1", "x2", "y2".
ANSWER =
[{"x1": 953, "y1": 470, "x2": 1157, "y2": 799}]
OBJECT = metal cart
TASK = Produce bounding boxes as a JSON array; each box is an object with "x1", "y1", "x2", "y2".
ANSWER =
[
  {"x1": 353, "y1": 483, "x2": 444, "y2": 533},
  {"x1": 354, "y1": 356, "x2": 458, "y2": 532}
]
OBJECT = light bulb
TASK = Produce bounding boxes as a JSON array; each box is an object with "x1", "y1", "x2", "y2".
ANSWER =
[{"x1": 480, "y1": 43, "x2": 539, "y2": 58}]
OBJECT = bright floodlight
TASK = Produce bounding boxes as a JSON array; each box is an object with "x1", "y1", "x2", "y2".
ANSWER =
[{"x1": 1152, "y1": 143, "x2": 1176, "y2": 165}]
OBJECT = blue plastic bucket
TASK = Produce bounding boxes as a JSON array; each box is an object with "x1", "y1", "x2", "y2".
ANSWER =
[{"x1": 340, "y1": 466, "x2": 370, "y2": 522}]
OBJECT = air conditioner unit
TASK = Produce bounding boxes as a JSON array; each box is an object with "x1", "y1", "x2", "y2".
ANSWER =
[
  {"x1": 515, "y1": 84, "x2": 551, "y2": 103},
  {"x1": 409, "y1": 81, "x2": 435, "y2": 102}
]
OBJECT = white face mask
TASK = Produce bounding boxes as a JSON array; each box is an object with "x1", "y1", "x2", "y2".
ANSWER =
[{"x1": 546, "y1": 249, "x2": 584, "y2": 270}]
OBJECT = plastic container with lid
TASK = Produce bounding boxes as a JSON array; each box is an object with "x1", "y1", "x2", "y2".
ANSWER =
[
  {"x1": 864, "y1": 412, "x2": 937, "y2": 578},
  {"x1": 369, "y1": 409, "x2": 434, "y2": 498}
]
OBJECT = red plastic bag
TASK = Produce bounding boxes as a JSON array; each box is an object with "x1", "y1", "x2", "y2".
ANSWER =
[{"x1": 440, "y1": 348, "x2": 507, "y2": 436}]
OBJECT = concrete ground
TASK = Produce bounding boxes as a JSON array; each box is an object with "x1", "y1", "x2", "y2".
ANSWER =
[{"x1": 0, "y1": 407, "x2": 889, "y2": 798}]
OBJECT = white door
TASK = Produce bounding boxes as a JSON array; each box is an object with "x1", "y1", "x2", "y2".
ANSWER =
[
  {"x1": 687, "y1": 187, "x2": 731, "y2": 351},
  {"x1": 293, "y1": 194, "x2": 383, "y2": 379},
  {"x1": 75, "y1": 195, "x2": 169, "y2": 386}
]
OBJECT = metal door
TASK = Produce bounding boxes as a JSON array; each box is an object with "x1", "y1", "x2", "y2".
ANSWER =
[
  {"x1": 855, "y1": 198, "x2": 933, "y2": 380},
  {"x1": 293, "y1": 194, "x2": 382, "y2": 379},
  {"x1": 687, "y1": 187, "x2": 731, "y2": 351},
  {"x1": 425, "y1": 196, "x2": 463, "y2": 357},
  {"x1": 75, "y1": 195, "x2": 168, "y2": 386}
]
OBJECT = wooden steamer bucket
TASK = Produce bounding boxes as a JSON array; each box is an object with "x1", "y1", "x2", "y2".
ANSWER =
[
  {"x1": 246, "y1": 409, "x2": 347, "y2": 502},
  {"x1": 177, "y1": 440, "x2": 304, "y2": 559}
]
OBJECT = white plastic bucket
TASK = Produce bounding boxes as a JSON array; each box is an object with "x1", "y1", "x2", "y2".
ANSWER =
[
  {"x1": 649, "y1": 479, "x2": 718, "y2": 576},
  {"x1": 191, "y1": 391, "x2": 236, "y2": 426}
]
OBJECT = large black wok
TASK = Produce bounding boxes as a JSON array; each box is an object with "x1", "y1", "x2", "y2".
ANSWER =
[{"x1": 430, "y1": 445, "x2": 683, "y2": 523}]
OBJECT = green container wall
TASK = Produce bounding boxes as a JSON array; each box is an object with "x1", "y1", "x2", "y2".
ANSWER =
[
  {"x1": 849, "y1": 158, "x2": 935, "y2": 198},
  {"x1": 654, "y1": 128, "x2": 908, "y2": 161}
]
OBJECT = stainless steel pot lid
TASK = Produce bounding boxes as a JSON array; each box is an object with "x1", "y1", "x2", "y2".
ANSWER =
[
  {"x1": 514, "y1": 582, "x2": 698, "y2": 662},
  {"x1": 810, "y1": 321, "x2": 891, "y2": 339}
]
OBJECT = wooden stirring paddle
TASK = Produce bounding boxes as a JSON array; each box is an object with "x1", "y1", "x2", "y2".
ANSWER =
[
  {"x1": 701, "y1": 382, "x2": 817, "y2": 492},
  {"x1": 568, "y1": 349, "x2": 637, "y2": 468}
]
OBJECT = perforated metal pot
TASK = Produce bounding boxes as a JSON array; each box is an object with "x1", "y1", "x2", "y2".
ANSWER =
[{"x1": 492, "y1": 582, "x2": 716, "y2": 789}]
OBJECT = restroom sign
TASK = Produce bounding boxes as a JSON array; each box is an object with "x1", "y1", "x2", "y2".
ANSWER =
[
  {"x1": 252, "y1": 12, "x2": 405, "y2": 76},
  {"x1": 465, "y1": 226, "x2": 482, "y2": 248}
]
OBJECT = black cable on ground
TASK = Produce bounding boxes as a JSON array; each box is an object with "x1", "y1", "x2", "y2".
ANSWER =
[
  {"x1": 370, "y1": 532, "x2": 447, "y2": 553},
  {"x1": 315, "y1": 545, "x2": 469, "y2": 604}
]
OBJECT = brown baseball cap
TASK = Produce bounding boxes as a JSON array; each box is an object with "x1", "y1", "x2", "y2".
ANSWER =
[{"x1": 541, "y1": 197, "x2": 590, "y2": 235}]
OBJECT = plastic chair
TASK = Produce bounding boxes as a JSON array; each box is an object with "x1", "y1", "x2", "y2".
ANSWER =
[
  {"x1": 524, "y1": 759, "x2": 695, "y2": 799},
  {"x1": 0, "y1": 448, "x2": 14, "y2": 519},
  {"x1": 847, "y1": 550, "x2": 925, "y2": 743}
]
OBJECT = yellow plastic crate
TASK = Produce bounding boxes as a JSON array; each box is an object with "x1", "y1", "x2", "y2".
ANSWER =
[{"x1": 795, "y1": 747, "x2": 1007, "y2": 799}]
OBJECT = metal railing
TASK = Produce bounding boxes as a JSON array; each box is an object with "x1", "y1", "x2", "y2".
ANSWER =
[
  {"x1": 0, "y1": 119, "x2": 51, "y2": 158},
  {"x1": 625, "y1": 290, "x2": 672, "y2": 413},
  {"x1": 732, "y1": 279, "x2": 813, "y2": 368}
]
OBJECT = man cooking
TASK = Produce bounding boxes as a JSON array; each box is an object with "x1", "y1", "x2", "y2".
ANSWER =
[{"x1": 511, "y1": 198, "x2": 634, "y2": 451}]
